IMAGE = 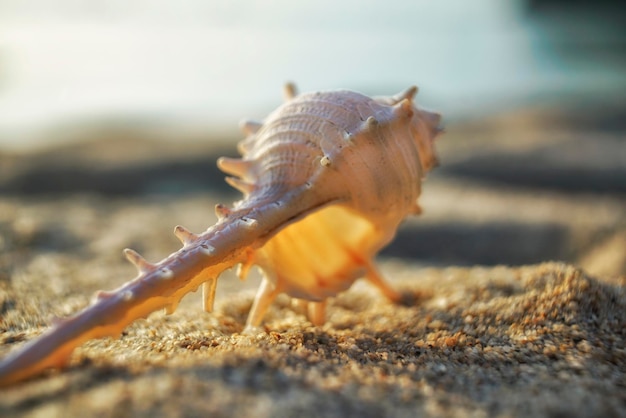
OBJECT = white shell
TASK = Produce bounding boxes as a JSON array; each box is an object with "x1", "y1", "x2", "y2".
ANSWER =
[{"x1": 220, "y1": 86, "x2": 441, "y2": 326}]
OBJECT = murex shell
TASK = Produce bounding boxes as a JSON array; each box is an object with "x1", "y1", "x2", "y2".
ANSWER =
[{"x1": 0, "y1": 83, "x2": 441, "y2": 385}]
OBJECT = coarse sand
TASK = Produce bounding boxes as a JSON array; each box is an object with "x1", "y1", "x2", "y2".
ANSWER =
[
  {"x1": 0, "y1": 260, "x2": 624, "y2": 418},
  {"x1": 0, "y1": 100, "x2": 625, "y2": 417}
]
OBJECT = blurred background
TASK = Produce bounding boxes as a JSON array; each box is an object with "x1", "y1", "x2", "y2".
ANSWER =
[
  {"x1": 0, "y1": 0, "x2": 625, "y2": 279},
  {"x1": 0, "y1": 0, "x2": 625, "y2": 148}
]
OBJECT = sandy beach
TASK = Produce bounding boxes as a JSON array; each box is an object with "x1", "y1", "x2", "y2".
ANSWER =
[{"x1": 0, "y1": 99, "x2": 625, "y2": 417}]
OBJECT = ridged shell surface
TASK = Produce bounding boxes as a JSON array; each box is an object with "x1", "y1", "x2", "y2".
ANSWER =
[{"x1": 219, "y1": 85, "x2": 441, "y2": 325}]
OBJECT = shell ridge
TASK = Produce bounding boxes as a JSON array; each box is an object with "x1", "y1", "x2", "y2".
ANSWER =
[
  {"x1": 281, "y1": 94, "x2": 374, "y2": 124},
  {"x1": 225, "y1": 176, "x2": 256, "y2": 195},
  {"x1": 381, "y1": 124, "x2": 421, "y2": 208},
  {"x1": 247, "y1": 131, "x2": 321, "y2": 163},
  {"x1": 393, "y1": 124, "x2": 423, "y2": 189}
]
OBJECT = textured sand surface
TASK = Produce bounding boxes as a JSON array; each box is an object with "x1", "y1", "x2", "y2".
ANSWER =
[
  {"x1": 0, "y1": 101, "x2": 625, "y2": 417},
  {"x1": 0, "y1": 257, "x2": 624, "y2": 417}
]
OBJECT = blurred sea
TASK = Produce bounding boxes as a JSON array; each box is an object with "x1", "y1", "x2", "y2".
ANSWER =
[{"x1": 0, "y1": 0, "x2": 624, "y2": 149}]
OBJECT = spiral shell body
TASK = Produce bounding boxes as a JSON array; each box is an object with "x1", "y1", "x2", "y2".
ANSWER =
[{"x1": 219, "y1": 85, "x2": 441, "y2": 325}]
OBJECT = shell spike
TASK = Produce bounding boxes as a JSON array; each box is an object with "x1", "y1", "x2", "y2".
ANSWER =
[
  {"x1": 202, "y1": 277, "x2": 218, "y2": 312},
  {"x1": 394, "y1": 85, "x2": 418, "y2": 103},
  {"x1": 236, "y1": 263, "x2": 248, "y2": 280},
  {"x1": 236, "y1": 250, "x2": 255, "y2": 280},
  {"x1": 217, "y1": 157, "x2": 253, "y2": 178},
  {"x1": 283, "y1": 82, "x2": 298, "y2": 101},
  {"x1": 214, "y1": 203, "x2": 231, "y2": 220},
  {"x1": 225, "y1": 176, "x2": 255, "y2": 195},
  {"x1": 173, "y1": 225, "x2": 198, "y2": 245},
  {"x1": 239, "y1": 120, "x2": 262, "y2": 136},
  {"x1": 376, "y1": 85, "x2": 418, "y2": 106},
  {"x1": 393, "y1": 98, "x2": 414, "y2": 119},
  {"x1": 123, "y1": 248, "x2": 154, "y2": 272},
  {"x1": 164, "y1": 299, "x2": 179, "y2": 315},
  {"x1": 363, "y1": 116, "x2": 378, "y2": 131}
]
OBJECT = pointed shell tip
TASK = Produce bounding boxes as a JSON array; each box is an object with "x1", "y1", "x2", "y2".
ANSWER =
[
  {"x1": 215, "y1": 203, "x2": 231, "y2": 220},
  {"x1": 173, "y1": 225, "x2": 198, "y2": 245},
  {"x1": 123, "y1": 248, "x2": 153, "y2": 271},
  {"x1": 225, "y1": 177, "x2": 255, "y2": 195},
  {"x1": 283, "y1": 82, "x2": 298, "y2": 101},
  {"x1": 239, "y1": 120, "x2": 262, "y2": 135}
]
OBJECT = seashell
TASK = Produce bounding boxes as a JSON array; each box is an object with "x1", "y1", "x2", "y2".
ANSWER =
[{"x1": 0, "y1": 83, "x2": 441, "y2": 386}]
